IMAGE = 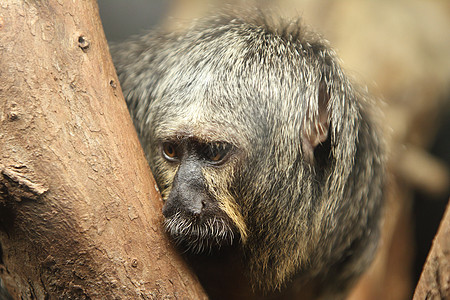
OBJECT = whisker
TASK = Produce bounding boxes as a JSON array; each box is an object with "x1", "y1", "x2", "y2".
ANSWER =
[{"x1": 163, "y1": 212, "x2": 236, "y2": 253}]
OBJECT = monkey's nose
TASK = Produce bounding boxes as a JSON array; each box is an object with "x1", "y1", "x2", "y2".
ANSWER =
[
  {"x1": 184, "y1": 197, "x2": 204, "y2": 216},
  {"x1": 162, "y1": 193, "x2": 206, "y2": 218}
]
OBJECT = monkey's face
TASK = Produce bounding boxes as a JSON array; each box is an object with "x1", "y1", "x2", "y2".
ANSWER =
[
  {"x1": 114, "y1": 15, "x2": 384, "y2": 293},
  {"x1": 154, "y1": 135, "x2": 246, "y2": 253}
]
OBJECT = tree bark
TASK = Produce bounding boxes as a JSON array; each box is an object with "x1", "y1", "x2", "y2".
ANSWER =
[
  {"x1": 413, "y1": 200, "x2": 450, "y2": 300},
  {"x1": 0, "y1": 1, "x2": 206, "y2": 299}
]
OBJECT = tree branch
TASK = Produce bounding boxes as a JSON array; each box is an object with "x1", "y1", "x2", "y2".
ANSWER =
[
  {"x1": 0, "y1": 1, "x2": 206, "y2": 298},
  {"x1": 413, "y1": 199, "x2": 450, "y2": 300}
]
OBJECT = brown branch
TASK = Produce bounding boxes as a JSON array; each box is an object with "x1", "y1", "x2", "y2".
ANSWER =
[
  {"x1": 413, "y1": 199, "x2": 450, "y2": 300},
  {"x1": 0, "y1": 1, "x2": 206, "y2": 298}
]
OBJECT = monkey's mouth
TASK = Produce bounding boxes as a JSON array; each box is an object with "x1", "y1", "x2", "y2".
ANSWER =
[{"x1": 164, "y1": 212, "x2": 236, "y2": 254}]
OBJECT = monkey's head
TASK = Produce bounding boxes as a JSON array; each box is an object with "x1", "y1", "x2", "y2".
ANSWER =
[{"x1": 114, "y1": 14, "x2": 384, "y2": 293}]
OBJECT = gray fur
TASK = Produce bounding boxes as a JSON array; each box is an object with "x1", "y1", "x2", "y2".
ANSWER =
[{"x1": 111, "y1": 12, "x2": 384, "y2": 299}]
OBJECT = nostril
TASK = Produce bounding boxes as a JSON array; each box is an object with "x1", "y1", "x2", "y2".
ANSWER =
[{"x1": 191, "y1": 200, "x2": 204, "y2": 216}]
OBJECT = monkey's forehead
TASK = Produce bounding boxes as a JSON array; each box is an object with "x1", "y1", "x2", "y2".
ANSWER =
[
  {"x1": 151, "y1": 113, "x2": 248, "y2": 148},
  {"x1": 145, "y1": 65, "x2": 319, "y2": 150}
]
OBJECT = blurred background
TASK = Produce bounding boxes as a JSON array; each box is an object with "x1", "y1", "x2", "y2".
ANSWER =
[{"x1": 98, "y1": 1, "x2": 450, "y2": 299}]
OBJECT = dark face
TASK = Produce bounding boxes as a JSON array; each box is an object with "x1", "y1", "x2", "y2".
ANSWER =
[{"x1": 159, "y1": 138, "x2": 238, "y2": 253}]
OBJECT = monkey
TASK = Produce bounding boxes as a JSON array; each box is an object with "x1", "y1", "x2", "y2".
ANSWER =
[{"x1": 111, "y1": 12, "x2": 384, "y2": 300}]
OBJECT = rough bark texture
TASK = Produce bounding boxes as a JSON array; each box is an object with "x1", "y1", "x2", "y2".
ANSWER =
[
  {"x1": 413, "y1": 200, "x2": 450, "y2": 300},
  {"x1": 0, "y1": 1, "x2": 206, "y2": 299}
]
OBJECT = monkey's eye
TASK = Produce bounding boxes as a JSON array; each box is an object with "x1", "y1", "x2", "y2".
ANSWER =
[
  {"x1": 201, "y1": 142, "x2": 231, "y2": 164},
  {"x1": 162, "y1": 142, "x2": 179, "y2": 162}
]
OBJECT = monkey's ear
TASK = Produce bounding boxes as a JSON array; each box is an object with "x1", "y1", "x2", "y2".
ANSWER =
[{"x1": 301, "y1": 82, "x2": 330, "y2": 164}]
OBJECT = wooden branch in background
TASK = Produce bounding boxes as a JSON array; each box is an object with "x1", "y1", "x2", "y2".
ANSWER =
[{"x1": 413, "y1": 200, "x2": 450, "y2": 300}]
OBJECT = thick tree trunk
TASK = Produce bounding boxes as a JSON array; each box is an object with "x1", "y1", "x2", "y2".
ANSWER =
[
  {"x1": 413, "y1": 200, "x2": 450, "y2": 300},
  {"x1": 0, "y1": 1, "x2": 206, "y2": 299}
]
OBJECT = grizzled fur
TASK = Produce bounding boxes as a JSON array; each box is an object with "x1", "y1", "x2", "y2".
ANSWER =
[{"x1": 111, "y1": 13, "x2": 384, "y2": 299}]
